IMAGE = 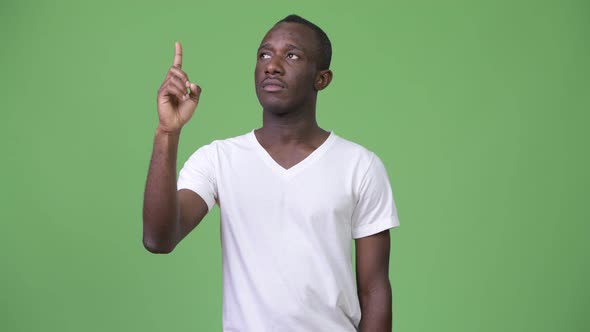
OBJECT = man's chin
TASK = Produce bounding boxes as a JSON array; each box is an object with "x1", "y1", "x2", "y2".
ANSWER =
[
  {"x1": 258, "y1": 98, "x2": 292, "y2": 115},
  {"x1": 262, "y1": 105, "x2": 291, "y2": 116}
]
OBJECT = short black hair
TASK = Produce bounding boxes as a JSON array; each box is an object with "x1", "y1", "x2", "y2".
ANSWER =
[{"x1": 276, "y1": 14, "x2": 332, "y2": 70}]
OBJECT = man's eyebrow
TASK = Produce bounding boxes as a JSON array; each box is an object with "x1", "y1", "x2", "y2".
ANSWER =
[
  {"x1": 257, "y1": 43, "x2": 305, "y2": 52},
  {"x1": 258, "y1": 43, "x2": 271, "y2": 51},
  {"x1": 285, "y1": 44, "x2": 304, "y2": 52}
]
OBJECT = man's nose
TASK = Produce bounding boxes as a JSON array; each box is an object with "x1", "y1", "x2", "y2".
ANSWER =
[{"x1": 265, "y1": 56, "x2": 284, "y2": 75}]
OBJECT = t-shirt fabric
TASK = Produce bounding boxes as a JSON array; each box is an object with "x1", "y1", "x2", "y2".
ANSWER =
[{"x1": 177, "y1": 129, "x2": 400, "y2": 332}]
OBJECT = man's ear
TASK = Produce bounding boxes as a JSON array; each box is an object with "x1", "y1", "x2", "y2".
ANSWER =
[{"x1": 314, "y1": 69, "x2": 333, "y2": 91}]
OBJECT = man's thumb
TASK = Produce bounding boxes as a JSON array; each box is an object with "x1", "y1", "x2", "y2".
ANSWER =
[{"x1": 188, "y1": 83, "x2": 202, "y2": 103}]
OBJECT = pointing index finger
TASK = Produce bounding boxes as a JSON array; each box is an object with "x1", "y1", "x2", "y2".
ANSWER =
[{"x1": 173, "y1": 41, "x2": 182, "y2": 68}]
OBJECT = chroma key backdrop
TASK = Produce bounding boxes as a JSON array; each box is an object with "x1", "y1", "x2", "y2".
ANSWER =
[{"x1": 1, "y1": 0, "x2": 588, "y2": 331}]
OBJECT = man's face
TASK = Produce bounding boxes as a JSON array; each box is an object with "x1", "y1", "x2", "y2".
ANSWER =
[{"x1": 255, "y1": 22, "x2": 321, "y2": 113}]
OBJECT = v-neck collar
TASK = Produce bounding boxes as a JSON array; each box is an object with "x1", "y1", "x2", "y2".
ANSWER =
[{"x1": 249, "y1": 129, "x2": 338, "y2": 180}]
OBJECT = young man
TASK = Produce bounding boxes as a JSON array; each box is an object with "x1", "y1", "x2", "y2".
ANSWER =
[{"x1": 143, "y1": 15, "x2": 400, "y2": 331}]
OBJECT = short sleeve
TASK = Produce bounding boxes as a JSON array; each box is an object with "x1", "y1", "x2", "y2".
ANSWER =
[
  {"x1": 351, "y1": 153, "x2": 400, "y2": 239},
  {"x1": 177, "y1": 143, "x2": 218, "y2": 212}
]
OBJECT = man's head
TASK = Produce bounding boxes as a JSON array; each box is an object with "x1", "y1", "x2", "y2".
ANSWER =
[{"x1": 255, "y1": 15, "x2": 333, "y2": 114}]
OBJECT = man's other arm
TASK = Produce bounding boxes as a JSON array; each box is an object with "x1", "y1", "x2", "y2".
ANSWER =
[{"x1": 356, "y1": 229, "x2": 392, "y2": 331}]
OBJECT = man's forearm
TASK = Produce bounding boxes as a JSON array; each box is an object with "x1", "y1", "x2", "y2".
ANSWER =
[
  {"x1": 142, "y1": 128, "x2": 182, "y2": 253},
  {"x1": 358, "y1": 280, "x2": 392, "y2": 332}
]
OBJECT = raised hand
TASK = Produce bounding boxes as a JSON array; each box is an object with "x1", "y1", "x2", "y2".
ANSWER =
[{"x1": 156, "y1": 42, "x2": 202, "y2": 133}]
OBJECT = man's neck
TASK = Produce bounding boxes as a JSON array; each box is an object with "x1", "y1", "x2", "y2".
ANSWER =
[{"x1": 256, "y1": 107, "x2": 328, "y2": 147}]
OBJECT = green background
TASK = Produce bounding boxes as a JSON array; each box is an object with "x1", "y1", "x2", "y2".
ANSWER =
[{"x1": 1, "y1": 0, "x2": 588, "y2": 331}]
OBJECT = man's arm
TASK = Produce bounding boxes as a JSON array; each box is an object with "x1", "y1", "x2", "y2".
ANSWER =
[
  {"x1": 142, "y1": 41, "x2": 206, "y2": 254},
  {"x1": 142, "y1": 129, "x2": 208, "y2": 253},
  {"x1": 356, "y1": 229, "x2": 392, "y2": 331}
]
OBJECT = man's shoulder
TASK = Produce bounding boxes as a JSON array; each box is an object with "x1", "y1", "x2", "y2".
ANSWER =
[
  {"x1": 195, "y1": 130, "x2": 254, "y2": 152},
  {"x1": 331, "y1": 132, "x2": 378, "y2": 162},
  {"x1": 208, "y1": 130, "x2": 252, "y2": 146}
]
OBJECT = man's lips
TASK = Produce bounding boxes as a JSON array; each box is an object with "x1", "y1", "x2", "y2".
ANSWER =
[{"x1": 261, "y1": 79, "x2": 286, "y2": 92}]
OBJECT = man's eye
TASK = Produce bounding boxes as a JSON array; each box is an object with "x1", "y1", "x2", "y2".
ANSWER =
[
  {"x1": 287, "y1": 53, "x2": 299, "y2": 60},
  {"x1": 260, "y1": 53, "x2": 271, "y2": 59}
]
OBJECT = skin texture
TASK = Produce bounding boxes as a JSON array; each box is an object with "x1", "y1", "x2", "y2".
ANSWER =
[{"x1": 143, "y1": 23, "x2": 393, "y2": 331}]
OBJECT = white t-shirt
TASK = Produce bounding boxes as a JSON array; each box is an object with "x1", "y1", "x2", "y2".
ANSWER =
[{"x1": 178, "y1": 129, "x2": 400, "y2": 331}]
